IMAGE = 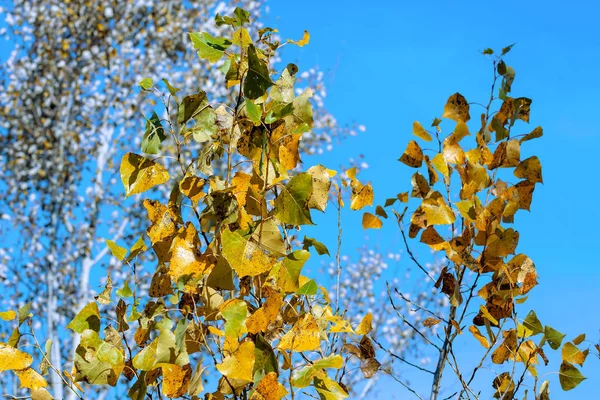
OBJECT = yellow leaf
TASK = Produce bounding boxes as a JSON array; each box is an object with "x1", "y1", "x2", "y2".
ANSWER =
[
  {"x1": 420, "y1": 225, "x2": 446, "y2": 251},
  {"x1": 469, "y1": 325, "x2": 490, "y2": 349},
  {"x1": 250, "y1": 372, "x2": 288, "y2": 400},
  {"x1": 398, "y1": 140, "x2": 423, "y2": 168},
  {"x1": 278, "y1": 314, "x2": 321, "y2": 352},
  {"x1": 144, "y1": 199, "x2": 178, "y2": 245},
  {"x1": 431, "y1": 153, "x2": 450, "y2": 178},
  {"x1": 0, "y1": 343, "x2": 33, "y2": 371},
  {"x1": 479, "y1": 305, "x2": 499, "y2": 326},
  {"x1": 290, "y1": 30, "x2": 310, "y2": 47},
  {"x1": 105, "y1": 239, "x2": 127, "y2": 261},
  {"x1": 162, "y1": 364, "x2": 192, "y2": 398},
  {"x1": 31, "y1": 389, "x2": 54, "y2": 400},
  {"x1": 355, "y1": 313, "x2": 373, "y2": 335},
  {"x1": 180, "y1": 175, "x2": 206, "y2": 202},
  {"x1": 412, "y1": 121, "x2": 432, "y2": 141},
  {"x1": 15, "y1": 367, "x2": 47, "y2": 390},
  {"x1": 562, "y1": 342, "x2": 588, "y2": 366},
  {"x1": 514, "y1": 156, "x2": 543, "y2": 183},
  {"x1": 221, "y1": 229, "x2": 275, "y2": 277},
  {"x1": 361, "y1": 213, "x2": 382, "y2": 229},
  {"x1": 216, "y1": 341, "x2": 255, "y2": 381},
  {"x1": 246, "y1": 293, "x2": 283, "y2": 334},
  {"x1": 120, "y1": 152, "x2": 170, "y2": 197},
  {"x1": 350, "y1": 183, "x2": 374, "y2": 211},
  {"x1": 421, "y1": 196, "x2": 456, "y2": 225},
  {"x1": 442, "y1": 92, "x2": 470, "y2": 123},
  {"x1": 0, "y1": 310, "x2": 16, "y2": 321},
  {"x1": 169, "y1": 223, "x2": 206, "y2": 282},
  {"x1": 306, "y1": 165, "x2": 332, "y2": 212}
]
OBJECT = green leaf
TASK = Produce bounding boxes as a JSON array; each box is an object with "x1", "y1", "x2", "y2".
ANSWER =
[
  {"x1": 501, "y1": 43, "x2": 516, "y2": 55},
  {"x1": 177, "y1": 91, "x2": 209, "y2": 126},
  {"x1": 523, "y1": 310, "x2": 543, "y2": 336},
  {"x1": 17, "y1": 303, "x2": 31, "y2": 326},
  {"x1": 245, "y1": 99, "x2": 262, "y2": 125},
  {"x1": 559, "y1": 361, "x2": 586, "y2": 390},
  {"x1": 189, "y1": 32, "x2": 232, "y2": 63},
  {"x1": 482, "y1": 48, "x2": 494, "y2": 55},
  {"x1": 284, "y1": 88, "x2": 314, "y2": 133},
  {"x1": 234, "y1": 7, "x2": 250, "y2": 26},
  {"x1": 232, "y1": 27, "x2": 252, "y2": 48},
  {"x1": 116, "y1": 280, "x2": 133, "y2": 298},
  {"x1": 297, "y1": 279, "x2": 318, "y2": 296},
  {"x1": 303, "y1": 236, "x2": 330, "y2": 256},
  {"x1": 313, "y1": 371, "x2": 349, "y2": 399},
  {"x1": 254, "y1": 334, "x2": 278, "y2": 384},
  {"x1": 139, "y1": 78, "x2": 153, "y2": 90},
  {"x1": 271, "y1": 66, "x2": 296, "y2": 103},
  {"x1": 273, "y1": 173, "x2": 314, "y2": 226},
  {"x1": 244, "y1": 44, "x2": 274, "y2": 100},
  {"x1": 545, "y1": 325, "x2": 566, "y2": 350},
  {"x1": 67, "y1": 302, "x2": 100, "y2": 333},
  {"x1": 161, "y1": 78, "x2": 180, "y2": 96},
  {"x1": 74, "y1": 329, "x2": 124, "y2": 386},
  {"x1": 105, "y1": 239, "x2": 127, "y2": 261},
  {"x1": 141, "y1": 111, "x2": 166, "y2": 155},
  {"x1": 192, "y1": 105, "x2": 217, "y2": 143},
  {"x1": 220, "y1": 299, "x2": 249, "y2": 338}
]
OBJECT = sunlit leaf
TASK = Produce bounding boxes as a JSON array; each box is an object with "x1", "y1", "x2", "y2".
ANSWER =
[
  {"x1": 398, "y1": 140, "x2": 423, "y2": 168},
  {"x1": 469, "y1": 325, "x2": 490, "y2": 348},
  {"x1": 0, "y1": 343, "x2": 33, "y2": 371},
  {"x1": 105, "y1": 239, "x2": 127, "y2": 261},
  {"x1": 246, "y1": 293, "x2": 282, "y2": 334},
  {"x1": 562, "y1": 342, "x2": 588, "y2": 366},
  {"x1": 162, "y1": 363, "x2": 192, "y2": 398},
  {"x1": 120, "y1": 153, "x2": 170, "y2": 197},
  {"x1": 67, "y1": 302, "x2": 100, "y2": 333},
  {"x1": 220, "y1": 299, "x2": 249, "y2": 339},
  {"x1": 355, "y1": 313, "x2": 373, "y2": 335},
  {"x1": 15, "y1": 368, "x2": 47, "y2": 391},
  {"x1": 141, "y1": 111, "x2": 166, "y2": 155},
  {"x1": 0, "y1": 310, "x2": 16, "y2": 321},
  {"x1": 289, "y1": 30, "x2": 310, "y2": 47},
  {"x1": 273, "y1": 173, "x2": 314, "y2": 225},
  {"x1": 413, "y1": 121, "x2": 432, "y2": 141},
  {"x1": 442, "y1": 93, "x2": 470, "y2": 123},
  {"x1": 189, "y1": 32, "x2": 232, "y2": 63},
  {"x1": 73, "y1": 329, "x2": 124, "y2": 386},
  {"x1": 278, "y1": 314, "x2": 321, "y2": 352},
  {"x1": 362, "y1": 213, "x2": 382, "y2": 229},
  {"x1": 306, "y1": 165, "x2": 332, "y2": 212},
  {"x1": 514, "y1": 156, "x2": 543, "y2": 183},
  {"x1": 216, "y1": 341, "x2": 255, "y2": 381},
  {"x1": 139, "y1": 78, "x2": 153, "y2": 90},
  {"x1": 545, "y1": 326, "x2": 566, "y2": 350},
  {"x1": 222, "y1": 229, "x2": 275, "y2": 277}
]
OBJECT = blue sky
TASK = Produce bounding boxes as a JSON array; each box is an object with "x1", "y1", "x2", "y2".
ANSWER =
[{"x1": 266, "y1": 0, "x2": 600, "y2": 398}]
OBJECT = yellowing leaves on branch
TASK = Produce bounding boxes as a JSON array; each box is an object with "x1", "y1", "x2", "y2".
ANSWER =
[{"x1": 2, "y1": 5, "x2": 589, "y2": 400}]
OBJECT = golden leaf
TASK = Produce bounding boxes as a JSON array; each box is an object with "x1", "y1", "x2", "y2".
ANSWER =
[
  {"x1": 307, "y1": 165, "x2": 332, "y2": 212},
  {"x1": 491, "y1": 330, "x2": 517, "y2": 364},
  {"x1": 15, "y1": 368, "x2": 47, "y2": 390},
  {"x1": 169, "y1": 223, "x2": 206, "y2": 282},
  {"x1": 180, "y1": 175, "x2": 206, "y2": 202},
  {"x1": 442, "y1": 93, "x2": 470, "y2": 123},
  {"x1": 514, "y1": 156, "x2": 543, "y2": 183},
  {"x1": 246, "y1": 293, "x2": 283, "y2": 334},
  {"x1": 412, "y1": 121, "x2": 432, "y2": 141},
  {"x1": 278, "y1": 314, "x2": 321, "y2": 352},
  {"x1": 421, "y1": 195, "x2": 456, "y2": 226},
  {"x1": 250, "y1": 372, "x2": 288, "y2": 400},
  {"x1": 162, "y1": 364, "x2": 192, "y2": 398},
  {"x1": 350, "y1": 183, "x2": 374, "y2": 211},
  {"x1": 399, "y1": 140, "x2": 423, "y2": 168},
  {"x1": 355, "y1": 313, "x2": 373, "y2": 335},
  {"x1": 216, "y1": 341, "x2": 255, "y2": 381},
  {"x1": 0, "y1": 344, "x2": 33, "y2": 371},
  {"x1": 420, "y1": 225, "x2": 446, "y2": 251},
  {"x1": 562, "y1": 342, "x2": 588, "y2": 366},
  {"x1": 469, "y1": 325, "x2": 490, "y2": 349},
  {"x1": 120, "y1": 152, "x2": 170, "y2": 197},
  {"x1": 361, "y1": 213, "x2": 382, "y2": 229}
]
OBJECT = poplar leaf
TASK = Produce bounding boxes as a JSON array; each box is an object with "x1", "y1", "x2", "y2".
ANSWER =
[
  {"x1": 306, "y1": 165, "x2": 331, "y2": 212},
  {"x1": 251, "y1": 372, "x2": 288, "y2": 400},
  {"x1": 220, "y1": 299, "x2": 249, "y2": 338},
  {"x1": 469, "y1": 325, "x2": 490, "y2": 348},
  {"x1": 290, "y1": 30, "x2": 310, "y2": 47},
  {"x1": 141, "y1": 111, "x2": 166, "y2": 154},
  {"x1": 120, "y1": 153, "x2": 170, "y2": 197},
  {"x1": 245, "y1": 44, "x2": 274, "y2": 100},
  {"x1": 278, "y1": 314, "x2": 321, "y2": 352},
  {"x1": 0, "y1": 310, "x2": 16, "y2": 321},
  {"x1": 562, "y1": 342, "x2": 588, "y2": 366},
  {"x1": 216, "y1": 341, "x2": 255, "y2": 381},
  {"x1": 67, "y1": 302, "x2": 100, "y2": 333},
  {"x1": 362, "y1": 213, "x2": 382, "y2": 229},
  {"x1": 105, "y1": 240, "x2": 127, "y2": 261},
  {"x1": 162, "y1": 364, "x2": 192, "y2": 398},
  {"x1": 545, "y1": 326, "x2": 566, "y2": 350},
  {"x1": 398, "y1": 140, "x2": 423, "y2": 168},
  {"x1": 245, "y1": 99, "x2": 261, "y2": 125},
  {"x1": 273, "y1": 173, "x2": 314, "y2": 225},
  {"x1": 0, "y1": 343, "x2": 33, "y2": 371},
  {"x1": 413, "y1": 121, "x2": 432, "y2": 141},
  {"x1": 221, "y1": 229, "x2": 275, "y2": 277},
  {"x1": 73, "y1": 329, "x2": 124, "y2": 386},
  {"x1": 350, "y1": 183, "x2": 374, "y2": 211},
  {"x1": 189, "y1": 32, "x2": 232, "y2": 63},
  {"x1": 442, "y1": 92, "x2": 470, "y2": 123},
  {"x1": 139, "y1": 78, "x2": 153, "y2": 90},
  {"x1": 559, "y1": 361, "x2": 586, "y2": 391},
  {"x1": 16, "y1": 368, "x2": 47, "y2": 390},
  {"x1": 355, "y1": 313, "x2": 373, "y2": 335}
]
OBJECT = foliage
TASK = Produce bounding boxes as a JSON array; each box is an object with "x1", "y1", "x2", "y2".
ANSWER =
[{"x1": 378, "y1": 45, "x2": 591, "y2": 398}]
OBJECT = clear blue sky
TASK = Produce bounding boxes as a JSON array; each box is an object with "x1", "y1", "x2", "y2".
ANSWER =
[{"x1": 267, "y1": 0, "x2": 600, "y2": 398}]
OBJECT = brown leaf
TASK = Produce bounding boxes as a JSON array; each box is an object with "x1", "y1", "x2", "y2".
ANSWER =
[
  {"x1": 399, "y1": 140, "x2": 423, "y2": 168},
  {"x1": 422, "y1": 317, "x2": 441, "y2": 328}
]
